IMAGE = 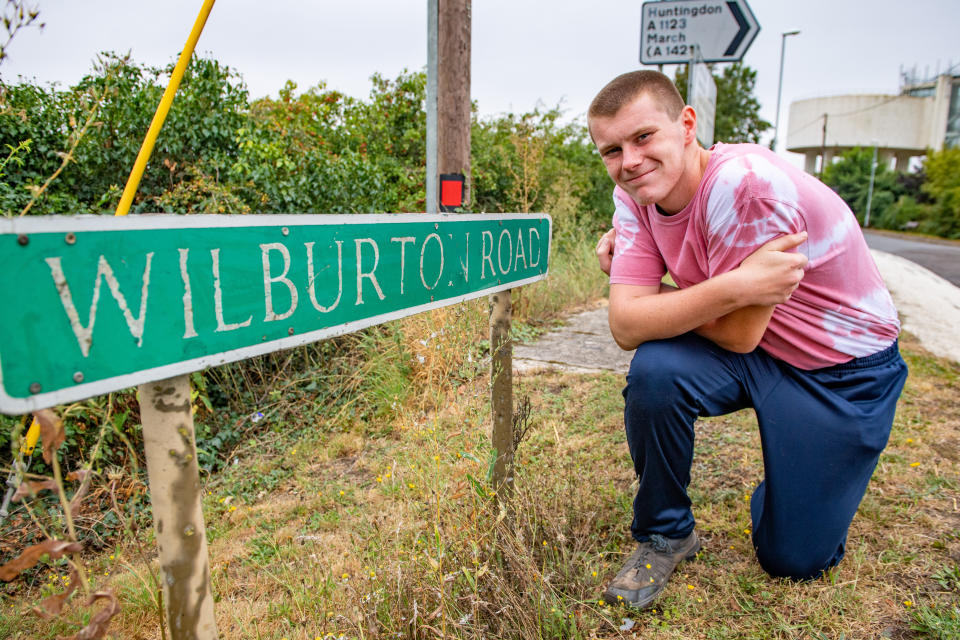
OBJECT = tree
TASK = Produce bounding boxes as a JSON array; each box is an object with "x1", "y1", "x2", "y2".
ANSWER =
[
  {"x1": 821, "y1": 147, "x2": 904, "y2": 227},
  {"x1": 674, "y1": 62, "x2": 771, "y2": 144}
]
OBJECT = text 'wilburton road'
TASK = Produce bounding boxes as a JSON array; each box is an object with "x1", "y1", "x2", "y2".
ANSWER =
[{"x1": 0, "y1": 213, "x2": 551, "y2": 413}]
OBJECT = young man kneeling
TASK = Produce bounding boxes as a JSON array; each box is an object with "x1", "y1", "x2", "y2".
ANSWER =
[{"x1": 589, "y1": 70, "x2": 907, "y2": 609}]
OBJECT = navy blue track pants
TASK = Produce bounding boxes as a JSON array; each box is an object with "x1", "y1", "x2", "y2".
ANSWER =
[{"x1": 622, "y1": 333, "x2": 908, "y2": 580}]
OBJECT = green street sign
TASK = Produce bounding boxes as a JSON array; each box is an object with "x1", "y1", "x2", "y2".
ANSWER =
[{"x1": 0, "y1": 213, "x2": 551, "y2": 414}]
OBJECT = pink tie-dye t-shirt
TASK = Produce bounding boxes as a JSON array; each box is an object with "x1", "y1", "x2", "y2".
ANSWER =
[{"x1": 609, "y1": 142, "x2": 899, "y2": 370}]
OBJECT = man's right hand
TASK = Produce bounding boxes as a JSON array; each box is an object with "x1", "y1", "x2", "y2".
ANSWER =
[
  {"x1": 736, "y1": 231, "x2": 809, "y2": 306},
  {"x1": 596, "y1": 228, "x2": 617, "y2": 276}
]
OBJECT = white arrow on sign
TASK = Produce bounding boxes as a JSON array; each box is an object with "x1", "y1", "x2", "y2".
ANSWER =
[{"x1": 639, "y1": 0, "x2": 760, "y2": 65}]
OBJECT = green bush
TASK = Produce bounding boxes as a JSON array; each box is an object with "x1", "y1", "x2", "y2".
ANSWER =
[{"x1": 918, "y1": 147, "x2": 960, "y2": 238}]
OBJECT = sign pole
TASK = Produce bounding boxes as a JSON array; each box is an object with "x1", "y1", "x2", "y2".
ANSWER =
[
  {"x1": 489, "y1": 290, "x2": 514, "y2": 498},
  {"x1": 425, "y1": 0, "x2": 439, "y2": 214},
  {"x1": 436, "y1": 0, "x2": 513, "y2": 496},
  {"x1": 140, "y1": 375, "x2": 217, "y2": 640}
]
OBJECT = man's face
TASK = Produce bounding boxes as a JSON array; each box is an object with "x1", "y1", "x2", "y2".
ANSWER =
[{"x1": 591, "y1": 93, "x2": 692, "y2": 207}]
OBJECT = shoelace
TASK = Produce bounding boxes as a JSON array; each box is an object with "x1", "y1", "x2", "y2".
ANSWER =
[
  {"x1": 649, "y1": 534, "x2": 671, "y2": 554},
  {"x1": 630, "y1": 534, "x2": 673, "y2": 573}
]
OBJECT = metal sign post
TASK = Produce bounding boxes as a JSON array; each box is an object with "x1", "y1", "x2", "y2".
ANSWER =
[
  {"x1": 640, "y1": 0, "x2": 760, "y2": 65},
  {"x1": 687, "y1": 47, "x2": 717, "y2": 147}
]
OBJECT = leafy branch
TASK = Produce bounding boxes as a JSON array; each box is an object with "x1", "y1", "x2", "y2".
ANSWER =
[{"x1": 0, "y1": 0, "x2": 43, "y2": 63}]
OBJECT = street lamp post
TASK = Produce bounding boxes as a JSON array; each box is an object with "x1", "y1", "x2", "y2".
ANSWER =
[{"x1": 771, "y1": 29, "x2": 800, "y2": 153}]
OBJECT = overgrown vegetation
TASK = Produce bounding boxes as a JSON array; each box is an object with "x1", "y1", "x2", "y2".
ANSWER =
[
  {"x1": 0, "y1": 53, "x2": 610, "y2": 220},
  {"x1": 4, "y1": 305, "x2": 958, "y2": 639}
]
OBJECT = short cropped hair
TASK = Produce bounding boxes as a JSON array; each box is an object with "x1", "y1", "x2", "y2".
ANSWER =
[{"x1": 588, "y1": 70, "x2": 685, "y2": 123}]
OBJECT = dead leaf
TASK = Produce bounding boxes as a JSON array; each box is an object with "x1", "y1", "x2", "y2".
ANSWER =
[
  {"x1": 35, "y1": 567, "x2": 79, "y2": 619},
  {"x1": 59, "y1": 591, "x2": 120, "y2": 640},
  {"x1": 68, "y1": 470, "x2": 93, "y2": 519},
  {"x1": 66, "y1": 470, "x2": 89, "y2": 483},
  {"x1": 12, "y1": 477, "x2": 58, "y2": 502},
  {"x1": 34, "y1": 409, "x2": 64, "y2": 464},
  {"x1": 14, "y1": 470, "x2": 89, "y2": 503},
  {"x1": 0, "y1": 539, "x2": 82, "y2": 582}
]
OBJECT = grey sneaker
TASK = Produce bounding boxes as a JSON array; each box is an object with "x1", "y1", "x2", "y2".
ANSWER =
[{"x1": 602, "y1": 531, "x2": 700, "y2": 609}]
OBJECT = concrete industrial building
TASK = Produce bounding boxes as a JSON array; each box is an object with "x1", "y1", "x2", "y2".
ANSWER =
[{"x1": 786, "y1": 69, "x2": 960, "y2": 174}]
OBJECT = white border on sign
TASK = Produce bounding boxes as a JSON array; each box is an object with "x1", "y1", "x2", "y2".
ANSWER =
[{"x1": 0, "y1": 212, "x2": 549, "y2": 233}]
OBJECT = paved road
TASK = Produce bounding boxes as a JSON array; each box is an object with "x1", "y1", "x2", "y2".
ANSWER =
[{"x1": 863, "y1": 230, "x2": 960, "y2": 287}]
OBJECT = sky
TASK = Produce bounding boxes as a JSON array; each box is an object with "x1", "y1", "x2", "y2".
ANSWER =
[{"x1": 2, "y1": 0, "x2": 959, "y2": 159}]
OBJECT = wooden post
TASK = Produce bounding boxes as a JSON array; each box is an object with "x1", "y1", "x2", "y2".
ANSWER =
[
  {"x1": 438, "y1": 0, "x2": 471, "y2": 192},
  {"x1": 140, "y1": 376, "x2": 218, "y2": 640},
  {"x1": 436, "y1": 0, "x2": 514, "y2": 492},
  {"x1": 489, "y1": 289, "x2": 514, "y2": 497}
]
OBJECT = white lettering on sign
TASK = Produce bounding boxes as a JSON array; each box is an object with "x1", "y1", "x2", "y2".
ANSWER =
[
  {"x1": 513, "y1": 228, "x2": 527, "y2": 271},
  {"x1": 305, "y1": 241, "x2": 343, "y2": 313},
  {"x1": 528, "y1": 228, "x2": 541, "y2": 268},
  {"x1": 178, "y1": 249, "x2": 198, "y2": 339},
  {"x1": 260, "y1": 243, "x2": 298, "y2": 322},
  {"x1": 354, "y1": 238, "x2": 385, "y2": 305},
  {"x1": 391, "y1": 236, "x2": 416, "y2": 295},
  {"x1": 481, "y1": 231, "x2": 495, "y2": 279},
  {"x1": 211, "y1": 249, "x2": 252, "y2": 332},
  {"x1": 460, "y1": 232, "x2": 470, "y2": 283},
  {"x1": 497, "y1": 229, "x2": 513, "y2": 275},
  {"x1": 419, "y1": 233, "x2": 444, "y2": 290},
  {"x1": 45, "y1": 253, "x2": 154, "y2": 358}
]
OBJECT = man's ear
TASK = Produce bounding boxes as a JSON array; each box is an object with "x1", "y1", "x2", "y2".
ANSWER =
[{"x1": 681, "y1": 105, "x2": 698, "y2": 144}]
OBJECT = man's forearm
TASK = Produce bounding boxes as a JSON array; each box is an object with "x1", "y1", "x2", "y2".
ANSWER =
[
  {"x1": 605, "y1": 231, "x2": 807, "y2": 351},
  {"x1": 693, "y1": 304, "x2": 775, "y2": 353},
  {"x1": 614, "y1": 278, "x2": 774, "y2": 352},
  {"x1": 609, "y1": 272, "x2": 751, "y2": 350}
]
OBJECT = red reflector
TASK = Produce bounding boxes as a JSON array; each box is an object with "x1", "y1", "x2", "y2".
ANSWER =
[{"x1": 439, "y1": 173, "x2": 465, "y2": 211}]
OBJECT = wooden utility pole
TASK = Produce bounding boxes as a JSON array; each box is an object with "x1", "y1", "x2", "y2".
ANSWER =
[{"x1": 437, "y1": 0, "x2": 471, "y2": 196}]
